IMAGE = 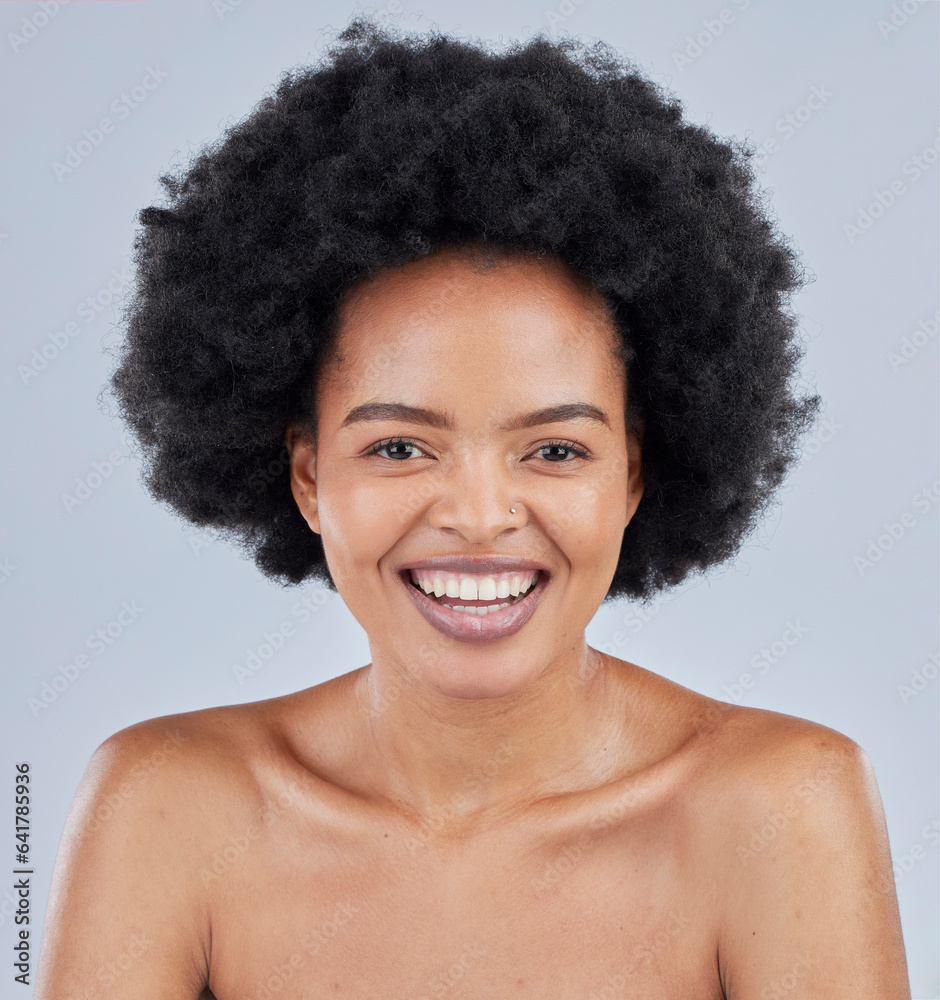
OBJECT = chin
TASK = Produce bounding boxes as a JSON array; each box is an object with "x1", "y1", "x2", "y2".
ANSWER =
[{"x1": 412, "y1": 652, "x2": 546, "y2": 701}]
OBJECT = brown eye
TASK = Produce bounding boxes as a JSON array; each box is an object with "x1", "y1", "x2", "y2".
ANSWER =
[
  {"x1": 533, "y1": 441, "x2": 590, "y2": 462},
  {"x1": 366, "y1": 437, "x2": 428, "y2": 460}
]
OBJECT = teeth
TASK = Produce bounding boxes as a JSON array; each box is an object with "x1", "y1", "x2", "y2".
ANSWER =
[
  {"x1": 449, "y1": 603, "x2": 512, "y2": 616},
  {"x1": 408, "y1": 568, "x2": 540, "y2": 601}
]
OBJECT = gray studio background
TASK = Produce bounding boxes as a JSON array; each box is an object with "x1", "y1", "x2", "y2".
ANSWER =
[{"x1": 1, "y1": 0, "x2": 937, "y2": 994}]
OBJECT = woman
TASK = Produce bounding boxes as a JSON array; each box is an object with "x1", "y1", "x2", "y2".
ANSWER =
[{"x1": 35, "y1": 15, "x2": 910, "y2": 998}]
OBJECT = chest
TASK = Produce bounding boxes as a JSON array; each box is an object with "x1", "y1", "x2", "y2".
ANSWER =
[{"x1": 204, "y1": 811, "x2": 722, "y2": 999}]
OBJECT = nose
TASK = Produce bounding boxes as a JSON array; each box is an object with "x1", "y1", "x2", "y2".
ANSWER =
[{"x1": 425, "y1": 444, "x2": 522, "y2": 542}]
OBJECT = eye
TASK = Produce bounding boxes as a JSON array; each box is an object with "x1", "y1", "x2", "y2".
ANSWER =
[
  {"x1": 365, "y1": 437, "x2": 429, "y2": 461},
  {"x1": 531, "y1": 440, "x2": 590, "y2": 463}
]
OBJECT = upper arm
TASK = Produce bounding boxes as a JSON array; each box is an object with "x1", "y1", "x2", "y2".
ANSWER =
[
  {"x1": 716, "y1": 727, "x2": 910, "y2": 1000},
  {"x1": 34, "y1": 722, "x2": 211, "y2": 1000}
]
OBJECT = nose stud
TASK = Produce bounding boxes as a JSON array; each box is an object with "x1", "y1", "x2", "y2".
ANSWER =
[{"x1": 510, "y1": 507, "x2": 516, "y2": 514}]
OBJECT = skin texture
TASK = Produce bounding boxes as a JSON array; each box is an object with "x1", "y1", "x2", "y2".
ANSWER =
[{"x1": 34, "y1": 249, "x2": 910, "y2": 998}]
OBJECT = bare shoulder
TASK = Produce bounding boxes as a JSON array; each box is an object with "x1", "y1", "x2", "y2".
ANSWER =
[
  {"x1": 604, "y1": 659, "x2": 909, "y2": 994},
  {"x1": 609, "y1": 656, "x2": 866, "y2": 783},
  {"x1": 612, "y1": 656, "x2": 871, "y2": 788},
  {"x1": 680, "y1": 700, "x2": 910, "y2": 996},
  {"x1": 663, "y1": 689, "x2": 884, "y2": 869},
  {"x1": 34, "y1": 698, "x2": 300, "y2": 1000},
  {"x1": 90, "y1": 701, "x2": 271, "y2": 806},
  {"x1": 684, "y1": 698, "x2": 877, "y2": 834},
  {"x1": 87, "y1": 678, "x2": 346, "y2": 799},
  {"x1": 691, "y1": 696, "x2": 867, "y2": 779}
]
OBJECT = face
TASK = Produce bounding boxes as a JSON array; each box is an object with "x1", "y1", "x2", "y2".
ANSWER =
[{"x1": 287, "y1": 246, "x2": 643, "y2": 700}]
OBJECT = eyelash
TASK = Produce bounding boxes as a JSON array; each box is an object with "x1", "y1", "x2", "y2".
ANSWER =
[{"x1": 364, "y1": 437, "x2": 590, "y2": 463}]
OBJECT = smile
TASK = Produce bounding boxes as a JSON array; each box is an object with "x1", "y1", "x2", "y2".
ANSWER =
[
  {"x1": 406, "y1": 568, "x2": 540, "y2": 615},
  {"x1": 399, "y1": 568, "x2": 549, "y2": 643}
]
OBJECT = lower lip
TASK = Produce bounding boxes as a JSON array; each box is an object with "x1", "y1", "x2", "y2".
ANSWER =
[{"x1": 399, "y1": 571, "x2": 548, "y2": 644}]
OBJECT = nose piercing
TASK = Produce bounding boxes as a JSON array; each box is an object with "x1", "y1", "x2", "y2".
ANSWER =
[{"x1": 510, "y1": 507, "x2": 516, "y2": 514}]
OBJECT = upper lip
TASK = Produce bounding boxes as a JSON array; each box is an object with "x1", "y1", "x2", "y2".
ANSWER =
[{"x1": 398, "y1": 555, "x2": 550, "y2": 576}]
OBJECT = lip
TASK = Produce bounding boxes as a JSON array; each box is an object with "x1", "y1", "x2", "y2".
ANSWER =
[{"x1": 398, "y1": 567, "x2": 549, "y2": 644}]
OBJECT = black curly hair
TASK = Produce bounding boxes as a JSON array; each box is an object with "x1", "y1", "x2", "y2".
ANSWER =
[{"x1": 108, "y1": 14, "x2": 820, "y2": 603}]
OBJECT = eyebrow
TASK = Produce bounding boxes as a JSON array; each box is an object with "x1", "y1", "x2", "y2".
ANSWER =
[{"x1": 340, "y1": 401, "x2": 610, "y2": 432}]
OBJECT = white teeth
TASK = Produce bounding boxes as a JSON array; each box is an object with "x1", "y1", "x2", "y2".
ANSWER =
[
  {"x1": 449, "y1": 603, "x2": 511, "y2": 616},
  {"x1": 407, "y1": 568, "x2": 541, "y2": 605}
]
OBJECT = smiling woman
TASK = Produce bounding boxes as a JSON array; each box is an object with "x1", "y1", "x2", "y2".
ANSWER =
[
  {"x1": 285, "y1": 247, "x2": 645, "y2": 686},
  {"x1": 34, "y1": 13, "x2": 910, "y2": 1000}
]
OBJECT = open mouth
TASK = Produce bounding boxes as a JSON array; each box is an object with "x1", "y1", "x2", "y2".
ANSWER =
[
  {"x1": 402, "y1": 569, "x2": 544, "y2": 616},
  {"x1": 398, "y1": 566, "x2": 549, "y2": 642}
]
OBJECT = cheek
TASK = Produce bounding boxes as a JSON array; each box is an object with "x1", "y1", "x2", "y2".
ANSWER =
[
  {"x1": 539, "y1": 477, "x2": 626, "y2": 548},
  {"x1": 317, "y1": 470, "x2": 404, "y2": 566}
]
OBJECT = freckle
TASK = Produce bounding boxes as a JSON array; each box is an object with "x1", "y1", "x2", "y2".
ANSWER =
[{"x1": 516, "y1": 978, "x2": 525, "y2": 988}]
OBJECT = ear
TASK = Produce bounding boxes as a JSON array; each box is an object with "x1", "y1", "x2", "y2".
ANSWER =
[
  {"x1": 624, "y1": 418, "x2": 645, "y2": 529},
  {"x1": 285, "y1": 425, "x2": 320, "y2": 535}
]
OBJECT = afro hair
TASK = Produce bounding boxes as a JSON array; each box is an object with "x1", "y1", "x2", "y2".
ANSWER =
[{"x1": 108, "y1": 14, "x2": 821, "y2": 603}]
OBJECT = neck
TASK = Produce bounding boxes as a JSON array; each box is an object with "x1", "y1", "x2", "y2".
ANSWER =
[{"x1": 352, "y1": 641, "x2": 627, "y2": 829}]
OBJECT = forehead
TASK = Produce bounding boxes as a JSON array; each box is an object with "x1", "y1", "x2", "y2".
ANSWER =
[{"x1": 325, "y1": 247, "x2": 624, "y2": 392}]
